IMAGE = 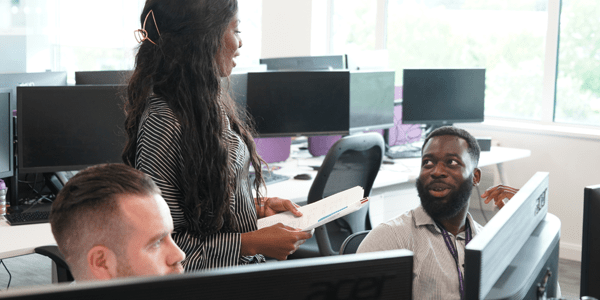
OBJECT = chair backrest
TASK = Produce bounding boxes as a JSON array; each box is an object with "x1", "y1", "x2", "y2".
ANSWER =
[
  {"x1": 35, "y1": 245, "x2": 74, "y2": 283},
  {"x1": 339, "y1": 230, "x2": 371, "y2": 255},
  {"x1": 308, "y1": 132, "x2": 384, "y2": 256}
]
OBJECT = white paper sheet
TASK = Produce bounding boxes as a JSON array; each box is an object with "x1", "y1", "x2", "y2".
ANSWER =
[{"x1": 257, "y1": 186, "x2": 367, "y2": 231}]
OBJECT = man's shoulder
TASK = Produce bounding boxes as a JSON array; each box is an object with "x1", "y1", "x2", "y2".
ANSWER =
[
  {"x1": 383, "y1": 208, "x2": 418, "y2": 229},
  {"x1": 357, "y1": 209, "x2": 419, "y2": 253}
]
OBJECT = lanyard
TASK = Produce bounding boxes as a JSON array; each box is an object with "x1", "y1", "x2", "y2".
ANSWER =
[{"x1": 435, "y1": 220, "x2": 472, "y2": 300}]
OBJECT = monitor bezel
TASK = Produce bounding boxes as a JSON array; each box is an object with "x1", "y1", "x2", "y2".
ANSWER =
[
  {"x1": 0, "y1": 249, "x2": 414, "y2": 300},
  {"x1": 0, "y1": 88, "x2": 13, "y2": 178}
]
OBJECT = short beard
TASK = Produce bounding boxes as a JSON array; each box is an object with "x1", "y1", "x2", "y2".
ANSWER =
[{"x1": 416, "y1": 174, "x2": 474, "y2": 221}]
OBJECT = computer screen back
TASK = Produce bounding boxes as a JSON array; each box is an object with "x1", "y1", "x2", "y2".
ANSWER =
[
  {"x1": 0, "y1": 71, "x2": 68, "y2": 105},
  {"x1": 247, "y1": 71, "x2": 350, "y2": 137},
  {"x1": 260, "y1": 55, "x2": 346, "y2": 71},
  {"x1": 465, "y1": 172, "x2": 551, "y2": 299},
  {"x1": 17, "y1": 85, "x2": 126, "y2": 173},
  {"x1": 581, "y1": 184, "x2": 600, "y2": 298},
  {"x1": 402, "y1": 68, "x2": 485, "y2": 126},
  {"x1": 75, "y1": 70, "x2": 133, "y2": 85},
  {"x1": 349, "y1": 70, "x2": 395, "y2": 134}
]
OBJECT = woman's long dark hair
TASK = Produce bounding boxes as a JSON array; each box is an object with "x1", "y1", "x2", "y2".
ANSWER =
[{"x1": 123, "y1": 0, "x2": 265, "y2": 235}]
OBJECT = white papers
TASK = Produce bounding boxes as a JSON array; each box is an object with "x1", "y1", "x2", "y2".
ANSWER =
[{"x1": 257, "y1": 186, "x2": 367, "y2": 232}]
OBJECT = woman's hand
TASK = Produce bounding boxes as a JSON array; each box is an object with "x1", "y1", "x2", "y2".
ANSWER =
[
  {"x1": 256, "y1": 197, "x2": 303, "y2": 219},
  {"x1": 481, "y1": 184, "x2": 519, "y2": 209},
  {"x1": 241, "y1": 223, "x2": 313, "y2": 260}
]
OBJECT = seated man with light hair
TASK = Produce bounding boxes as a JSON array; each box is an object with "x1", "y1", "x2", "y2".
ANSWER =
[{"x1": 49, "y1": 163, "x2": 185, "y2": 281}]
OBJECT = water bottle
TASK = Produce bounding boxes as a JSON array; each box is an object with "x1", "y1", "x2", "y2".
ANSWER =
[{"x1": 0, "y1": 179, "x2": 6, "y2": 216}]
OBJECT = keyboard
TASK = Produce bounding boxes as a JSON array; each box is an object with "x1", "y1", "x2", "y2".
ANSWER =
[
  {"x1": 386, "y1": 145, "x2": 422, "y2": 159},
  {"x1": 4, "y1": 210, "x2": 50, "y2": 226},
  {"x1": 249, "y1": 172, "x2": 290, "y2": 185}
]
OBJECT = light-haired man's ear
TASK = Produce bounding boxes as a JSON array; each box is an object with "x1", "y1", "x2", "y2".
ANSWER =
[
  {"x1": 473, "y1": 168, "x2": 482, "y2": 186},
  {"x1": 87, "y1": 245, "x2": 117, "y2": 280}
]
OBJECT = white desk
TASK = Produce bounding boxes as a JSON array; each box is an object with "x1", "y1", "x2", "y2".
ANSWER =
[{"x1": 0, "y1": 146, "x2": 530, "y2": 260}]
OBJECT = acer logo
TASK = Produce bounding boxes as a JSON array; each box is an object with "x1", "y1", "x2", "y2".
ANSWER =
[
  {"x1": 305, "y1": 274, "x2": 397, "y2": 300},
  {"x1": 534, "y1": 188, "x2": 547, "y2": 216}
]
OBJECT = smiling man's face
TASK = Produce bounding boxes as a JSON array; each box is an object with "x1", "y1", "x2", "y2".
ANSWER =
[{"x1": 416, "y1": 135, "x2": 480, "y2": 221}]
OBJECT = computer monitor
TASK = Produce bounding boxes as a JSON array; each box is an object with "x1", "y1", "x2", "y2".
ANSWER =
[
  {"x1": 246, "y1": 70, "x2": 351, "y2": 138},
  {"x1": 401, "y1": 68, "x2": 485, "y2": 129},
  {"x1": 246, "y1": 70, "x2": 394, "y2": 138},
  {"x1": 260, "y1": 55, "x2": 347, "y2": 71},
  {"x1": 0, "y1": 88, "x2": 12, "y2": 178},
  {"x1": 0, "y1": 72, "x2": 67, "y2": 180},
  {"x1": 465, "y1": 172, "x2": 560, "y2": 299},
  {"x1": 75, "y1": 70, "x2": 133, "y2": 85},
  {"x1": 0, "y1": 249, "x2": 414, "y2": 300},
  {"x1": 17, "y1": 85, "x2": 127, "y2": 175},
  {"x1": 348, "y1": 70, "x2": 395, "y2": 134},
  {"x1": 581, "y1": 184, "x2": 600, "y2": 298}
]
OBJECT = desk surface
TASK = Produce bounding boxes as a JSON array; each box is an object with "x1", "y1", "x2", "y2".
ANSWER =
[
  {"x1": 0, "y1": 146, "x2": 530, "y2": 259},
  {"x1": 264, "y1": 146, "x2": 531, "y2": 203}
]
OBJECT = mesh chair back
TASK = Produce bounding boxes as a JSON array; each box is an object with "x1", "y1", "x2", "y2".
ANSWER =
[{"x1": 308, "y1": 132, "x2": 384, "y2": 256}]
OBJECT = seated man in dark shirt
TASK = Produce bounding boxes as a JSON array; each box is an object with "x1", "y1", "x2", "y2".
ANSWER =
[{"x1": 50, "y1": 163, "x2": 185, "y2": 282}]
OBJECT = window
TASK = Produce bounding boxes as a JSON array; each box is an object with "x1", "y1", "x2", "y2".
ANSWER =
[
  {"x1": 554, "y1": 0, "x2": 600, "y2": 126},
  {"x1": 386, "y1": 0, "x2": 548, "y2": 120},
  {"x1": 330, "y1": 0, "x2": 378, "y2": 54}
]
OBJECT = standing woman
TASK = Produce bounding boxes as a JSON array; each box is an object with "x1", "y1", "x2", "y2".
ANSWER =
[{"x1": 123, "y1": 0, "x2": 312, "y2": 271}]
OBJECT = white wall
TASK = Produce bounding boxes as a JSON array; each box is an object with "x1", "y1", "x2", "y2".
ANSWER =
[
  {"x1": 261, "y1": 0, "x2": 313, "y2": 58},
  {"x1": 459, "y1": 121, "x2": 600, "y2": 261}
]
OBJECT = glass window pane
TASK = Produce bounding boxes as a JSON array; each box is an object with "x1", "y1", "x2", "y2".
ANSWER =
[
  {"x1": 554, "y1": 0, "x2": 600, "y2": 126},
  {"x1": 387, "y1": 0, "x2": 548, "y2": 120},
  {"x1": 331, "y1": 0, "x2": 377, "y2": 54}
]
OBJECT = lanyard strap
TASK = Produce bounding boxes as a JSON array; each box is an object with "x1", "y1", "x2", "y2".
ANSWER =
[{"x1": 436, "y1": 220, "x2": 472, "y2": 300}]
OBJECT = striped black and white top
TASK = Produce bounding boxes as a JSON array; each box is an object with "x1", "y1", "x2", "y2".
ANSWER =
[
  {"x1": 357, "y1": 205, "x2": 482, "y2": 300},
  {"x1": 135, "y1": 96, "x2": 265, "y2": 271}
]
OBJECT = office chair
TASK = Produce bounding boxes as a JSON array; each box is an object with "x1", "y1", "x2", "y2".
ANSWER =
[
  {"x1": 35, "y1": 245, "x2": 74, "y2": 283},
  {"x1": 290, "y1": 132, "x2": 384, "y2": 258},
  {"x1": 339, "y1": 230, "x2": 370, "y2": 255}
]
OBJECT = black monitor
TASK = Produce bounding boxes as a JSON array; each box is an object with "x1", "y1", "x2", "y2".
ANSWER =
[
  {"x1": 0, "y1": 88, "x2": 12, "y2": 178},
  {"x1": 17, "y1": 85, "x2": 126, "y2": 175},
  {"x1": 401, "y1": 68, "x2": 485, "y2": 129},
  {"x1": 247, "y1": 70, "x2": 351, "y2": 137},
  {"x1": 260, "y1": 55, "x2": 347, "y2": 71},
  {"x1": 0, "y1": 72, "x2": 68, "y2": 180},
  {"x1": 75, "y1": 70, "x2": 133, "y2": 85},
  {"x1": 0, "y1": 249, "x2": 413, "y2": 300},
  {"x1": 465, "y1": 172, "x2": 560, "y2": 299},
  {"x1": 246, "y1": 70, "x2": 394, "y2": 138},
  {"x1": 581, "y1": 184, "x2": 600, "y2": 298}
]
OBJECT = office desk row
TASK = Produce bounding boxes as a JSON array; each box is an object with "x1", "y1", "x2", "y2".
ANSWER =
[{"x1": 0, "y1": 146, "x2": 530, "y2": 260}]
